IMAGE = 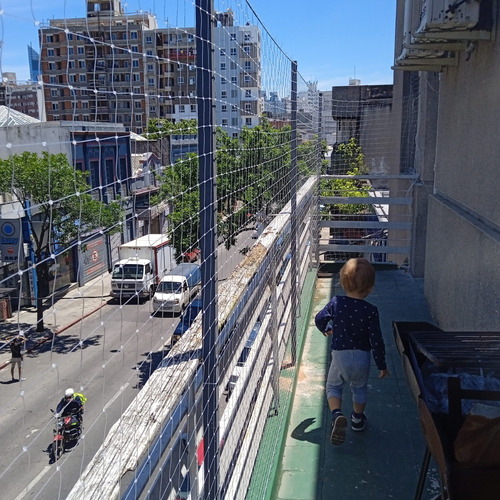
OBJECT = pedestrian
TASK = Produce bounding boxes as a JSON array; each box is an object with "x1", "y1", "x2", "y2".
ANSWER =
[
  {"x1": 10, "y1": 335, "x2": 24, "y2": 382},
  {"x1": 315, "y1": 257, "x2": 390, "y2": 445}
]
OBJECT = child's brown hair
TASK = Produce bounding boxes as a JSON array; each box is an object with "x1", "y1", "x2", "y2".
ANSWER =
[{"x1": 340, "y1": 258, "x2": 375, "y2": 298}]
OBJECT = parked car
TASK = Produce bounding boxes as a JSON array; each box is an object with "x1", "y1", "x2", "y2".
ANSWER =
[{"x1": 171, "y1": 298, "x2": 203, "y2": 345}]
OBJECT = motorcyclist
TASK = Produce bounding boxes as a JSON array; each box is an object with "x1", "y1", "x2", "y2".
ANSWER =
[{"x1": 56, "y1": 388, "x2": 84, "y2": 423}]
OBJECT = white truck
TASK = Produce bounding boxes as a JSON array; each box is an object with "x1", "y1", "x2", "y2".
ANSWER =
[
  {"x1": 152, "y1": 263, "x2": 202, "y2": 315},
  {"x1": 110, "y1": 234, "x2": 176, "y2": 301}
]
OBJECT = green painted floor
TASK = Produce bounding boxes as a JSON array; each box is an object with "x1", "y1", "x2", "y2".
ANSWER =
[{"x1": 274, "y1": 266, "x2": 442, "y2": 500}]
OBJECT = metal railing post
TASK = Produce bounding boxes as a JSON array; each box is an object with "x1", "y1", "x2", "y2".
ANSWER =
[{"x1": 196, "y1": 1, "x2": 220, "y2": 498}]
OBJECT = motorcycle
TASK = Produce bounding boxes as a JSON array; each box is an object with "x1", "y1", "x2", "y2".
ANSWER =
[{"x1": 50, "y1": 409, "x2": 82, "y2": 461}]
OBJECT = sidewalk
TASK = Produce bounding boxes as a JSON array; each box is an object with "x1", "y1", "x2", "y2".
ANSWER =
[{"x1": 0, "y1": 273, "x2": 112, "y2": 370}]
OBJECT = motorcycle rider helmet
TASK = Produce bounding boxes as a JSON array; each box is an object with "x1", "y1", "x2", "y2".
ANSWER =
[{"x1": 65, "y1": 388, "x2": 75, "y2": 399}]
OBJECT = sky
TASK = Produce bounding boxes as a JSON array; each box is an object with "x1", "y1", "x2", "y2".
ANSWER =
[{"x1": 0, "y1": 0, "x2": 397, "y2": 90}]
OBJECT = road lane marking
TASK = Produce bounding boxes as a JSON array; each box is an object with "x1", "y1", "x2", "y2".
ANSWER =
[
  {"x1": 14, "y1": 465, "x2": 51, "y2": 500},
  {"x1": 103, "y1": 382, "x2": 130, "y2": 412}
]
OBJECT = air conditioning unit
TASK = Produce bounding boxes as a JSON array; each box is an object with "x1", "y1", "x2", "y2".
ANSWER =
[{"x1": 417, "y1": 0, "x2": 480, "y2": 33}]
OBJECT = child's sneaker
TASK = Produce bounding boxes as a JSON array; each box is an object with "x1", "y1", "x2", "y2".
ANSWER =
[
  {"x1": 330, "y1": 413, "x2": 347, "y2": 445},
  {"x1": 351, "y1": 411, "x2": 367, "y2": 431}
]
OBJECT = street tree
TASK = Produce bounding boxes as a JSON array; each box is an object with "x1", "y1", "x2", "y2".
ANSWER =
[{"x1": 0, "y1": 152, "x2": 122, "y2": 332}]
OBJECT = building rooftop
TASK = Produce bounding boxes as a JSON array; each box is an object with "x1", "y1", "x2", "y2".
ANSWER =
[{"x1": 0, "y1": 105, "x2": 40, "y2": 127}]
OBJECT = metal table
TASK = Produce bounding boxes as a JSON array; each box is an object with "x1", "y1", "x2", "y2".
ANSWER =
[{"x1": 407, "y1": 330, "x2": 500, "y2": 371}]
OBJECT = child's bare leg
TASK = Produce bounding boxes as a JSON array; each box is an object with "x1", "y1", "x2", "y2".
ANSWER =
[
  {"x1": 353, "y1": 402, "x2": 366, "y2": 414},
  {"x1": 328, "y1": 396, "x2": 342, "y2": 412}
]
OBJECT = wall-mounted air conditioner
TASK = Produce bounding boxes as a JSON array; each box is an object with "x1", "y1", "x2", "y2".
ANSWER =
[{"x1": 417, "y1": 0, "x2": 480, "y2": 33}]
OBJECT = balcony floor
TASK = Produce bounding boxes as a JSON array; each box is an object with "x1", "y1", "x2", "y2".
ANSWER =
[{"x1": 273, "y1": 264, "x2": 442, "y2": 500}]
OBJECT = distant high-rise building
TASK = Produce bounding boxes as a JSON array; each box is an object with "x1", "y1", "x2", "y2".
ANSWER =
[
  {"x1": 38, "y1": 0, "x2": 262, "y2": 137},
  {"x1": 27, "y1": 44, "x2": 41, "y2": 82}
]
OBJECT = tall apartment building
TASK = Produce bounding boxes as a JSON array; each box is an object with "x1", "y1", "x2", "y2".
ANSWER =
[
  {"x1": 39, "y1": 1, "x2": 262, "y2": 138},
  {"x1": 0, "y1": 77, "x2": 41, "y2": 120}
]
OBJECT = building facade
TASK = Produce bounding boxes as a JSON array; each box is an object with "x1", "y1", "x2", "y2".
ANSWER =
[{"x1": 38, "y1": 1, "x2": 262, "y2": 138}]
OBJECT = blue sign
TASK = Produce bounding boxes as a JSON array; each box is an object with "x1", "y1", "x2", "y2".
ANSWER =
[{"x1": 1, "y1": 219, "x2": 21, "y2": 262}]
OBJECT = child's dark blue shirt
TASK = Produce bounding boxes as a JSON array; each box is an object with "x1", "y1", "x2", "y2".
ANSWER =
[{"x1": 315, "y1": 295, "x2": 387, "y2": 370}]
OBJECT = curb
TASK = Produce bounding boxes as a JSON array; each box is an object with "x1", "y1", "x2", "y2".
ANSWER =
[{"x1": 0, "y1": 301, "x2": 107, "y2": 371}]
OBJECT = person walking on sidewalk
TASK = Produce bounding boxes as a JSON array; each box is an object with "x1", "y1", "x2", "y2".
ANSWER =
[
  {"x1": 315, "y1": 258, "x2": 390, "y2": 446},
  {"x1": 10, "y1": 335, "x2": 24, "y2": 382}
]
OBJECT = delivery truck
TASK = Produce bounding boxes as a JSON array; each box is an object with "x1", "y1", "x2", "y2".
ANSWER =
[
  {"x1": 110, "y1": 234, "x2": 176, "y2": 301},
  {"x1": 152, "y1": 263, "x2": 202, "y2": 315}
]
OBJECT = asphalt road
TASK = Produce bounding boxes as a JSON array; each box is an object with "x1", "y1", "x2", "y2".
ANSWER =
[{"x1": 0, "y1": 228, "x2": 255, "y2": 499}]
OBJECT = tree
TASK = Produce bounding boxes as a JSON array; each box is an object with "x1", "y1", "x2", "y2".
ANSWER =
[{"x1": 0, "y1": 152, "x2": 122, "y2": 332}]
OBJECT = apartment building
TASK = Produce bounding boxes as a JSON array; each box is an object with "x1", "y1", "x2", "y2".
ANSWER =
[
  {"x1": 0, "y1": 78, "x2": 41, "y2": 120},
  {"x1": 38, "y1": 1, "x2": 262, "y2": 138}
]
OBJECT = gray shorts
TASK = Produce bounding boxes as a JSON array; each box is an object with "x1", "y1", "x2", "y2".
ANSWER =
[{"x1": 11, "y1": 357, "x2": 22, "y2": 367}]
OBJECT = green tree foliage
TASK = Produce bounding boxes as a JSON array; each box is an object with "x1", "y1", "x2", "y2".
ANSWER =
[
  {"x1": 321, "y1": 138, "x2": 370, "y2": 215},
  {"x1": 146, "y1": 118, "x2": 197, "y2": 139},
  {"x1": 0, "y1": 151, "x2": 122, "y2": 331}
]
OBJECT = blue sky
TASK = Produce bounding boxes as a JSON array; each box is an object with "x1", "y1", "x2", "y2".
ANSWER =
[{"x1": 0, "y1": 0, "x2": 396, "y2": 89}]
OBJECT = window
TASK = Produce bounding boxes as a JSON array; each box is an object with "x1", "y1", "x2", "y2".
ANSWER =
[
  {"x1": 52, "y1": 103, "x2": 59, "y2": 110},
  {"x1": 177, "y1": 34, "x2": 183, "y2": 41},
  {"x1": 231, "y1": 89, "x2": 237, "y2": 98},
  {"x1": 189, "y1": 77, "x2": 195, "y2": 85},
  {"x1": 79, "y1": 74, "x2": 86, "y2": 82},
  {"x1": 230, "y1": 48, "x2": 237, "y2": 56},
  {"x1": 146, "y1": 50, "x2": 153, "y2": 56},
  {"x1": 222, "y1": 118, "x2": 228, "y2": 126},
  {"x1": 188, "y1": 34, "x2": 194, "y2": 43},
  {"x1": 131, "y1": 45, "x2": 139, "y2": 53},
  {"x1": 232, "y1": 118, "x2": 239, "y2": 126},
  {"x1": 133, "y1": 87, "x2": 141, "y2": 93},
  {"x1": 82, "y1": 101, "x2": 89, "y2": 109},
  {"x1": 77, "y1": 46, "x2": 84, "y2": 54},
  {"x1": 49, "y1": 76, "x2": 57, "y2": 84},
  {"x1": 244, "y1": 74, "x2": 251, "y2": 83},
  {"x1": 78, "y1": 60, "x2": 85, "y2": 68},
  {"x1": 146, "y1": 35, "x2": 152, "y2": 44},
  {"x1": 147, "y1": 64, "x2": 154, "y2": 72},
  {"x1": 221, "y1": 77, "x2": 227, "y2": 85},
  {"x1": 188, "y1": 64, "x2": 195, "y2": 71},
  {"x1": 221, "y1": 104, "x2": 227, "y2": 112},
  {"x1": 231, "y1": 76, "x2": 237, "y2": 84},
  {"x1": 51, "y1": 89, "x2": 58, "y2": 97},
  {"x1": 48, "y1": 62, "x2": 56, "y2": 70},
  {"x1": 245, "y1": 61, "x2": 251, "y2": 71},
  {"x1": 82, "y1": 115, "x2": 89, "y2": 122},
  {"x1": 246, "y1": 117, "x2": 252, "y2": 126},
  {"x1": 67, "y1": 33, "x2": 73, "y2": 40},
  {"x1": 47, "y1": 48, "x2": 55, "y2": 57},
  {"x1": 220, "y1": 49, "x2": 226, "y2": 56},
  {"x1": 179, "y1": 104, "x2": 185, "y2": 112},
  {"x1": 230, "y1": 62, "x2": 237, "y2": 70},
  {"x1": 135, "y1": 114, "x2": 142, "y2": 122},
  {"x1": 68, "y1": 47, "x2": 74, "y2": 55},
  {"x1": 130, "y1": 31, "x2": 138, "y2": 39},
  {"x1": 68, "y1": 61, "x2": 75, "y2": 69},
  {"x1": 245, "y1": 89, "x2": 252, "y2": 98},
  {"x1": 244, "y1": 33, "x2": 251, "y2": 41},
  {"x1": 46, "y1": 35, "x2": 54, "y2": 43},
  {"x1": 178, "y1": 77, "x2": 184, "y2": 85},
  {"x1": 134, "y1": 101, "x2": 142, "y2": 109},
  {"x1": 132, "y1": 59, "x2": 140, "y2": 68},
  {"x1": 220, "y1": 62, "x2": 226, "y2": 71},
  {"x1": 190, "y1": 104, "x2": 196, "y2": 112},
  {"x1": 68, "y1": 74, "x2": 76, "y2": 83},
  {"x1": 232, "y1": 105, "x2": 237, "y2": 111},
  {"x1": 133, "y1": 73, "x2": 140, "y2": 81},
  {"x1": 230, "y1": 33, "x2": 236, "y2": 41},
  {"x1": 148, "y1": 78, "x2": 155, "y2": 87},
  {"x1": 243, "y1": 45, "x2": 250, "y2": 54},
  {"x1": 71, "y1": 101, "x2": 78, "y2": 109},
  {"x1": 221, "y1": 90, "x2": 227, "y2": 99},
  {"x1": 245, "y1": 103, "x2": 252, "y2": 112}
]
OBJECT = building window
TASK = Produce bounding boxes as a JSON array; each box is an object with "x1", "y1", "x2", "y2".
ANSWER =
[
  {"x1": 246, "y1": 117, "x2": 252, "y2": 126},
  {"x1": 49, "y1": 76, "x2": 57, "y2": 84},
  {"x1": 134, "y1": 114, "x2": 142, "y2": 122},
  {"x1": 244, "y1": 74, "x2": 251, "y2": 83},
  {"x1": 222, "y1": 104, "x2": 227, "y2": 112},
  {"x1": 147, "y1": 64, "x2": 154, "y2": 72},
  {"x1": 51, "y1": 89, "x2": 58, "y2": 97},
  {"x1": 231, "y1": 89, "x2": 237, "y2": 98},
  {"x1": 231, "y1": 76, "x2": 237, "y2": 84},
  {"x1": 230, "y1": 62, "x2": 237, "y2": 70},
  {"x1": 77, "y1": 46, "x2": 84, "y2": 54},
  {"x1": 78, "y1": 60, "x2": 85, "y2": 68},
  {"x1": 47, "y1": 48, "x2": 55, "y2": 57},
  {"x1": 190, "y1": 104, "x2": 196, "y2": 112},
  {"x1": 133, "y1": 73, "x2": 140, "y2": 81},
  {"x1": 147, "y1": 50, "x2": 153, "y2": 56},
  {"x1": 67, "y1": 33, "x2": 73, "y2": 40},
  {"x1": 179, "y1": 104, "x2": 185, "y2": 112},
  {"x1": 79, "y1": 74, "x2": 86, "y2": 82},
  {"x1": 133, "y1": 59, "x2": 140, "y2": 68},
  {"x1": 48, "y1": 62, "x2": 56, "y2": 70},
  {"x1": 188, "y1": 34, "x2": 194, "y2": 43},
  {"x1": 245, "y1": 103, "x2": 252, "y2": 112},
  {"x1": 230, "y1": 48, "x2": 237, "y2": 56},
  {"x1": 178, "y1": 77, "x2": 184, "y2": 85},
  {"x1": 68, "y1": 47, "x2": 74, "y2": 55},
  {"x1": 82, "y1": 101, "x2": 89, "y2": 109},
  {"x1": 189, "y1": 77, "x2": 195, "y2": 85},
  {"x1": 222, "y1": 118, "x2": 228, "y2": 126},
  {"x1": 68, "y1": 61, "x2": 75, "y2": 69},
  {"x1": 220, "y1": 49, "x2": 226, "y2": 56},
  {"x1": 221, "y1": 77, "x2": 227, "y2": 85},
  {"x1": 150, "y1": 105, "x2": 156, "y2": 112},
  {"x1": 220, "y1": 62, "x2": 226, "y2": 71},
  {"x1": 148, "y1": 78, "x2": 155, "y2": 87},
  {"x1": 52, "y1": 103, "x2": 59, "y2": 110},
  {"x1": 68, "y1": 74, "x2": 76, "y2": 83},
  {"x1": 46, "y1": 35, "x2": 54, "y2": 43},
  {"x1": 243, "y1": 45, "x2": 250, "y2": 54},
  {"x1": 245, "y1": 89, "x2": 251, "y2": 97},
  {"x1": 131, "y1": 45, "x2": 139, "y2": 53},
  {"x1": 146, "y1": 35, "x2": 152, "y2": 44},
  {"x1": 232, "y1": 105, "x2": 237, "y2": 112},
  {"x1": 230, "y1": 33, "x2": 236, "y2": 41},
  {"x1": 134, "y1": 101, "x2": 142, "y2": 109},
  {"x1": 245, "y1": 61, "x2": 251, "y2": 71},
  {"x1": 232, "y1": 118, "x2": 239, "y2": 126},
  {"x1": 221, "y1": 90, "x2": 227, "y2": 99},
  {"x1": 130, "y1": 31, "x2": 138, "y2": 39}
]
